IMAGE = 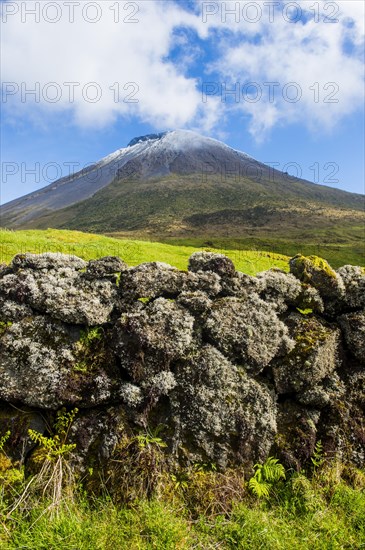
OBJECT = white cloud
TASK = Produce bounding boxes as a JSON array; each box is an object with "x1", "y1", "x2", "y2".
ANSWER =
[
  {"x1": 1, "y1": 0, "x2": 222, "y2": 131},
  {"x1": 1, "y1": 0, "x2": 364, "y2": 139},
  {"x1": 207, "y1": 0, "x2": 365, "y2": 139}
]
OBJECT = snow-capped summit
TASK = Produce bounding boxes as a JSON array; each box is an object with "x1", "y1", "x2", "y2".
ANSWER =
[
  {"x1": 1, "y1": 129, "x2": 362, "y2": 232},
  {"x1": 127, "y1": 132, "x2": 168, "y2": 147},
  {"x1": 0, "y1": 130, "x2": 255, "y2": 226}
]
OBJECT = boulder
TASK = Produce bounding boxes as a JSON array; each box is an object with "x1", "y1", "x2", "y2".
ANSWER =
[
  {"x1": 119, "y1": 262, "x2": 186, "y2": 300},
  {"x1": 84, "y1": 256, "x2": 127, "y2": 279},
  {"x1": 289, "y1": 254, "x2": 345, "y2": 302},
  {"x1": 336, "y1": 265, "x2": 365, "y2": 309},
  {"x1": 204, "y1": 295, "x2": 294, "y2": 372},
  {"x1": 339, "y1": 310, "x2": 365, "y2": 363},
  {"x1": 273, "y1": 313, "x2": 341, "y2": 394},
  {"x1": 114, "y1": 298, "x2": 195, "y2": 382},
  {"x1": 188, "y1": 252, "x2": 235, "y2": 278},
  {"x1": 0, "y1": 316, "x2": 123, "y2": 409},
  {"x1": 170, "y1": 345, "x2": 277, "y2": 469},
  {"x1": 11, "y1": 252, "x2": 86, "y2": 271},
  {"x1": 0, "y1": 255, "x2": 117, "y2": 325}
]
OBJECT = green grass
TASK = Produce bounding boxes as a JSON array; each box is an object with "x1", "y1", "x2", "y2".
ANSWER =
[
  {"x1": 0, "y1": 228, "x2": 290, "y2": 275},
  {"x1": 156, "y1": 233, "x2": 365, "y2": 269},
  {"x1": 1, "y1": 476, "x2": 365, "y2": 549}
]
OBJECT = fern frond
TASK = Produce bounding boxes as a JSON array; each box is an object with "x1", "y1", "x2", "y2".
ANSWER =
[
  {"x1": 262, "y1": 457, "x2": 286, "y2": 482},
  {"x1": 248, "y1": 477, "x2": 271, "y2": 498}
]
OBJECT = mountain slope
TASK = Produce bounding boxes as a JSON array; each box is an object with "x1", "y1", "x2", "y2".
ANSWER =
[
  {"x1": 1, "y1": 130, "x2": 364, "y2": 227},
  {"x1": 1, "y1": 130, "x2": 364, "y2": 265}
]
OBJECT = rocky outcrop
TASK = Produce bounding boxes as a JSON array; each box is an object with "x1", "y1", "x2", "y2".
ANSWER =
[{"x1": 0, "y1": 252, "x2": 364, "y2": 475}]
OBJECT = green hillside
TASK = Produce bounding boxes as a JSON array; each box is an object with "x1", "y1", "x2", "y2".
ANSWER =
[
  {"x1": 18, "y1": 173, "x2": 364, "y2": 268},
  {"x1": 0, "y1": 229, "x2": 289, "y2": 275}
]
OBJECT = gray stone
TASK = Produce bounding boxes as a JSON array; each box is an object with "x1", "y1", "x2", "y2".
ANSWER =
[
  {"x1": 85, "y1": 256, "x2": 127, "y2": 279},
  {"x1": 170, "y1": 345, "x2": 277, "y2": 469},
  {"x1": 11, "y1": 252, "x2": 86, "y2": 271},
  {"x1": 183, "y1": 270, "x2": 222, "y2": 297},
  {"x1": 119, "y1": 262, "x2": 186, "y2": 300},
  {"x1": 204, "y1": 296, "x2": 294, "y2": 372},
  {"x1": 114, "y1": 298, "x2": 195, "y2": 382},
  {"x1": 257, "y1": 268, "x2": 324, "y2": 314},
  {"x1": 290, "y1": 254, "x2": 345, "y2": 301},
  {"x1": 0, "y1": 266, "x2": 117, "y2": 325},
  {"x1": 337, "y1": 265, "x2": 365, "y2": 309},
  {"x1": 0, "y1": 316, "x2": 123, "y2": 409},
  {"x1": 339, "y1": 310, "x2": 365, "y2": 363},
  {"x1": 188, "y1": 251, "x2": 235, "y2": 278},
  {"x1": 273, "y1": 313, "x2": 341, "y2": 394},
  {"x1": 0, "y1": 295, "x2": 33, "y2": 322}
]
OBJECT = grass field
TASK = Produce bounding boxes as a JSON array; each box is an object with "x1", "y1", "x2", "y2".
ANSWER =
[
  {"x1": 1, "y1": 463, "x2": 365, "y2": 549},
  {"x1": 156, "y1": 231, "x2": 365, "y2": 270},
  {"x1": 0, "y1": 228, "x2": 290, "y2": 275}
]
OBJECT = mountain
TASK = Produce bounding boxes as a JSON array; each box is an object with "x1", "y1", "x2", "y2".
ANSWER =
[{"x1": 1, "y1": 130, "x2": 364, "y2": 265}]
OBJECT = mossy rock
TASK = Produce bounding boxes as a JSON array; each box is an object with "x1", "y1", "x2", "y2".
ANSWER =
[
  {"x1": 289, "y1": 254, "x2": 344, "y2": 300},
  {"x1": 273, "y1": 401, "x2": 320, "y2": 470},
  {"x1": 273, "y1": 313, "x2": 340, "y2": 394}
]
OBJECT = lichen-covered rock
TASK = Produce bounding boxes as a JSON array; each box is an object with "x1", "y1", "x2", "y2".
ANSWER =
[
  {"x1": 296, "y1": 284, "x2": 324, "y2": 314},
  {"x1": 290, "y1": 254, "x2": 345, "y2": 301},
  {"x1": 0, "y1": 250, "x2": 364, "y2": 473},
  {"x1": 85, "y1": 256, "x2": 127, "y2": 279},
  {"x1": 188, "y1": 252, "x2": 235, "y2": 278},
  {"x1": 0, "y1": 316, "x2": 123, "y2": 409},
  {"x1": 257, "y1": 268, "x2": 324, "y2": 314},
  {"x1": 114, "y1": 298, "x2": 195, "y2": 382},
  {"x1": 220, "y1": 271, "x2": 260, "y2": 298},
  {"x1": 170, "y1": 345, "x2": 277, "y2": 469},
  {"x1": 339, "y1": 310, "x2": 365, "y2": 363},
  {"x1": 119, "y1": 262, "x2": 186, "y2": 300},
  {"x1": 177, "y1": 290, "x2": 213, "y2": 316},
  {"x1": 336, "y1": 265, "x2": 365, "y2": 309},
  {"x1": 273, "y1": 313, "x2": 340, "y2": 394},
  {"x1": 0, "y1": 263, "x2": 10, "y2": 277},
  {"x1": 11, "y1": 252, "x2": 87, "y2": 271},
  {"x1": 140, "y1": 370, "x2": 177, "y2": 396},
  {"x1": 204, "y1": 296, "x2": 294, "y2": 371},
  {"x1": 183, "y1": 270, "x2": 222, "y2": 297},
  {"x1": 257, "y1": 269, "x2": 302, "y2": 313},
  {"x1": 0, "y1": 295, "x2": 33, "y2": 322},
  {"x1": 69, "y1": 407, "x2": 127, "y2": 473},
  {"x1": 0, "y1": 259, "x2": 117, "y2": 325},
  {"x1": 118, "y1": 382, "x2": 144, "y2": 408},
  {"x1": 320, "y1": 365, "x2": 365, "y2": 468},
  {"x1": 297, "y1": 372, "x2": 345, "y2": 408},
  {"x1": 274, "y1": 401, "x2": 320, "y2": 470}
]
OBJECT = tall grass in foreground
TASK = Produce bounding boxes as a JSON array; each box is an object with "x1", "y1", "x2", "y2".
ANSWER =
[
  {"x1": 0, "y1": 228, "x2": 289, "y2": 275},
  {"x1": 1, "y1": 425, "x2": 364, "y2": 550},
  {"x1": 1, "y1": 466, "x2": 364, "y2": 549}
]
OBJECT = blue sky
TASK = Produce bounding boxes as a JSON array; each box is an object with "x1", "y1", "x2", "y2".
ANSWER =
[{"x1": 1, "y1": 0, "x2": 364, "y2": 205}]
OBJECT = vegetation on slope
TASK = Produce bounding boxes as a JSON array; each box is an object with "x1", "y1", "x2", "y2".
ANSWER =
[{"x1": 12, "y1": 171, "x2": 364, "y2": 268}]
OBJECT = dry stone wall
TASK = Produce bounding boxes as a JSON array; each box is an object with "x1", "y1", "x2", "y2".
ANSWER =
[{"x1": 0, "y1": 252, "x2": 364, "y2": 474}]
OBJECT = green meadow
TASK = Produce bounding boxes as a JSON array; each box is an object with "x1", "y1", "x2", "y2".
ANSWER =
[{"x1": 0, "y1": 228, "x2": 290, "y2": 275}]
